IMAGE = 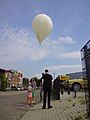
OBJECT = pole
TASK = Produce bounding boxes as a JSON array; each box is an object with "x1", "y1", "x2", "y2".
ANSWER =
[{"x1": 53, "y1": 73, "x2": 55, "y2": 80}]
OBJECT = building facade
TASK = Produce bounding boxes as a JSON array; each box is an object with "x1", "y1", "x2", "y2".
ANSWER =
[{"x1": 0, "y1": 68, "x2": 23, "y2": 90}]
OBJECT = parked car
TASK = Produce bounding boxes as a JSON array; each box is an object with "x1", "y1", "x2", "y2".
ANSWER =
[
  {"x1": 62, "y1": 77, "x2": 87, "y2": 91},
  {"x1": 11, "y1": 86, "x2": 24, "y2": 91},
  {"x1": 11, "y1": 86, "x2": 18, "y2": 91},
  {"x1": 17, "y1": 86, "x2": 24, "y2": 91},
  {"x1": 6, "y1": 87, "x2": 11, "y2": 91}
]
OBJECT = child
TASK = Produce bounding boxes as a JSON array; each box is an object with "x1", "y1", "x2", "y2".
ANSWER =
[
  {"x1": 27, "y1": 85, "x2": 33, "y2": 107},
  {"x1": 30, "y1": 79, "x2": 37, "y2": 105},
  {"x1": 32, "y1": 80, "x2": 37, "y2": 104}
]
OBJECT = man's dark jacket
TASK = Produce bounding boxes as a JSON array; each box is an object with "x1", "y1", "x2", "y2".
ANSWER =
[{"x1": 42, "y1": 73, "x2": 53, "y2": 90}]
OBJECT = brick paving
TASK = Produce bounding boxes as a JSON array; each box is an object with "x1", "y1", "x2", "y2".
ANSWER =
[{"x1": 21, "y1": 91, "x2": 88, "y2": 120}]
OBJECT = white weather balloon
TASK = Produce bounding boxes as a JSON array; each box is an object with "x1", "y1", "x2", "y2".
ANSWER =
[{"x1": 32, "y1": 14, "x2": 53, "y2": 44}]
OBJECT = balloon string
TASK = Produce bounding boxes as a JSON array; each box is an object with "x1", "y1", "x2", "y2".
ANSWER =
[
  {"x1": 37, "y1": 43, "x2": 41, "y2": 61},
  {"x1": 37, "y1": 42, "x2": 42, "y2": 61}
]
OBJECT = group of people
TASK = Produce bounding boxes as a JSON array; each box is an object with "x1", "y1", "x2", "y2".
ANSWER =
[{"x1": 27, "y1": 69, "x2": 53, "y2": 109}]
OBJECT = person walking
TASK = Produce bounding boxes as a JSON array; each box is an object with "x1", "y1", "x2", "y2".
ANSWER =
[{"x1": 42, "y1": 69, "x2": 53, "y2": 109}]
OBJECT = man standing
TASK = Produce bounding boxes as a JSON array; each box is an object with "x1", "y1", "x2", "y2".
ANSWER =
[{"x1": 42, "y1": 69, "x2": 53, "y2": 109}]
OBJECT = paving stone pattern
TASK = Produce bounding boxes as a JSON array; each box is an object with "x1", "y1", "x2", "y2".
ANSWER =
[{"x1": 21, "y1": 92, "x2": 88, "y2": 120}]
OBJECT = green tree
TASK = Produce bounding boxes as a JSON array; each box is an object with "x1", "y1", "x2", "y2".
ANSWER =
[
  {"x1": 22, "y1": 77, "x2": 29, "y2": 87},
  {"x1": 1, "y1": 74, "x2": 7, "y2": 91}
]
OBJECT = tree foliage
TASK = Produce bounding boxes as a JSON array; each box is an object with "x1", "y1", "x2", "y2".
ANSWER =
[
  {"x1": 22, "y1": 77, "x2": 29, "y2": 86},
  {"x1": 0, "y1": 73, "x2": 7, "y2": 91}
]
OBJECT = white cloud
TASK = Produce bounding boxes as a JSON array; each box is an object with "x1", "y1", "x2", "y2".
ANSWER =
[
  {"x1": 40, "y1": 37, "x2": 77, "y2": 59},
  {"x1": 49, "y1": 64, "x2": 81, "y2": 70},
  {"x1": 30, "y1": 48, "x2": 48, "y2": 60},
  {"x1": 42, "y1": 36, "x2": 75, "y2": 47},
  {"x1": 0, "y1": 24, "x2": 77, "y2": 65},
  {"x1": 60, "y1": 51, "x2": 80, "y2": 59},
  {"x1": 58, "y1": 36, "x2": 75, "y2": 44},
  {"x1": 0, "y1": 25, "x2": 45, "y2": 63},
  {"x1": 31, "y1": 64, "x2": 82, "y2": 78},
  {"x1": 44, "y1": 64, "x2": 82, "y2": 75}
]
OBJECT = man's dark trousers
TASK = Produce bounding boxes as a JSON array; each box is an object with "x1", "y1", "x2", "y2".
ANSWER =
[{"x1": 43, "y1": 88, "x2": 51, "y2": 108}]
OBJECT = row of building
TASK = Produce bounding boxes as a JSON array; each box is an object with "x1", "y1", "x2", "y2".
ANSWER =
[{"x1": 0, "y1": 68, "x2": 23, "y2": 90}]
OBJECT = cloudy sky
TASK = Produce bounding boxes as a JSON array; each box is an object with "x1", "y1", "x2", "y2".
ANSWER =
[{"x1": 0, "y1": 0, "x2": 90, "y2": 78}]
